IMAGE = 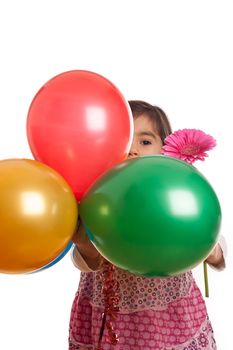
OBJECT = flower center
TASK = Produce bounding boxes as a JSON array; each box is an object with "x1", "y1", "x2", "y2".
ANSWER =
[{"x1": 182, "y1": 144, "x2": 200, "y2": 155}]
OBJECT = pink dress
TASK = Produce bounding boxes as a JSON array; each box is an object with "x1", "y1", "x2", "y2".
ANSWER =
[{"x1": 68, "y1": 266, "x2": 217, "y2": 350}]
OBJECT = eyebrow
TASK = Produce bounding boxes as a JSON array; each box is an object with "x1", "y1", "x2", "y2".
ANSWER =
[{"x1": 136, "y1": 131, "x2": 157, "y2": 139}]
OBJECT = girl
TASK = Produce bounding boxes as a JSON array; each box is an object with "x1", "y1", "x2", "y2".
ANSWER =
[{"x1": 69, "y1": 100, "x2": 225, "y2": 350}]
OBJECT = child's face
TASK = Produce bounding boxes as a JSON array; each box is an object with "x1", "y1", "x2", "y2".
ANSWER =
[{"x1": 128, "y1": 114, "x2": 163, "y2": 158}]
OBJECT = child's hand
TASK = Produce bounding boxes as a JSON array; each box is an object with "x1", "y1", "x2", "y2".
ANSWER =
[
  {"x1": 205, "y1": 243, "x2": 225, "y2": 269},
  {"x1": 72, "y1": 218, "x2": 105, "y2": 270}
]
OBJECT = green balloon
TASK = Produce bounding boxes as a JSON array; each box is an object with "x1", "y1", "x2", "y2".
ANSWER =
[{"x1": 80, "y1": 155, "x2": 221, "y2": 276}]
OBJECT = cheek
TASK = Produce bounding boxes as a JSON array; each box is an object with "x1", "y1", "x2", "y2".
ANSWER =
[
  {"x1": 153, "y1": 144, "x2": 163, "y2": 154},
  {"x1": 148, "y1": 143, "x2": 162, "y2": 155},
  {"x1": 140, "y1": 144, "x2": 162, "y2": 156}
]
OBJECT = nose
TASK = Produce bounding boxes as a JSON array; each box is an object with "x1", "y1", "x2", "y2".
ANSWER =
[{"x1": 128, "y1": 147, "x2": 139, "y2": 159}]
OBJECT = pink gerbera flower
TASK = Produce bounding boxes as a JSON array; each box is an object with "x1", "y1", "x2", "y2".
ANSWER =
[{"x1": 162, "y1": 129, "x2": 216, "y2": 164}]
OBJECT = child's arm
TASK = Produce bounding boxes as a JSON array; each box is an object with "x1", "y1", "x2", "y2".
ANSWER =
[
  {"x1": 71, "y1": 220, "x2": 104, "y2": 272},
  {"x1": 205, "y1": 238, "x2": 226, "y2": 270}
]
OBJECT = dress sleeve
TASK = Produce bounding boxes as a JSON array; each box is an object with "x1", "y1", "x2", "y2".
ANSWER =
[{"x1": 219, "y1": 235, "x2": 227, "y2": 259}]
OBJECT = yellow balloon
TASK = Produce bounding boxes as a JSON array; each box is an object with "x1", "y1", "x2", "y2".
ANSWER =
[{"x1": 0, "y1": 159, "x2": 78, "y2": 274}]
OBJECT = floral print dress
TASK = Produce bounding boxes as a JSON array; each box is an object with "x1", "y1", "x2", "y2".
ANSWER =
[{"x1": 69, "y1": 266, "x2": 216, "y2": 350}]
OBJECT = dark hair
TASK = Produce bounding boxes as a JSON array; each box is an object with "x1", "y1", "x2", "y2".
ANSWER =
[{"x1": 128, "y1": 100, "x2": 172, "y2": 144}]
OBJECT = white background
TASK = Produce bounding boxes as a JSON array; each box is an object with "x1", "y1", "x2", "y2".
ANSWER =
[{"x1": 0, "y1": 1, "x2": 232, "y2": 349}]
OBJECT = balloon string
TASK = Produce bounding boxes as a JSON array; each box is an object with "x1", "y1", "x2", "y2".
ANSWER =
[
  {"x1": 96, "y1": 261, "x2": 120, "y2": 350},
  {"x1": 203, "y1": 261, "x2": 209, "y2": 297}
]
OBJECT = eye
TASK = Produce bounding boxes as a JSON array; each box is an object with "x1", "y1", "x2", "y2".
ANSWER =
[{"x1": 141, "y1": 140, "x2": 152, "y2": 146}]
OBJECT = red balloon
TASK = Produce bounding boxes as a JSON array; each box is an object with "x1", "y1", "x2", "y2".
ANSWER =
[{"x1": 27, "y1": 70, "x2": 133, "y2": 201}]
